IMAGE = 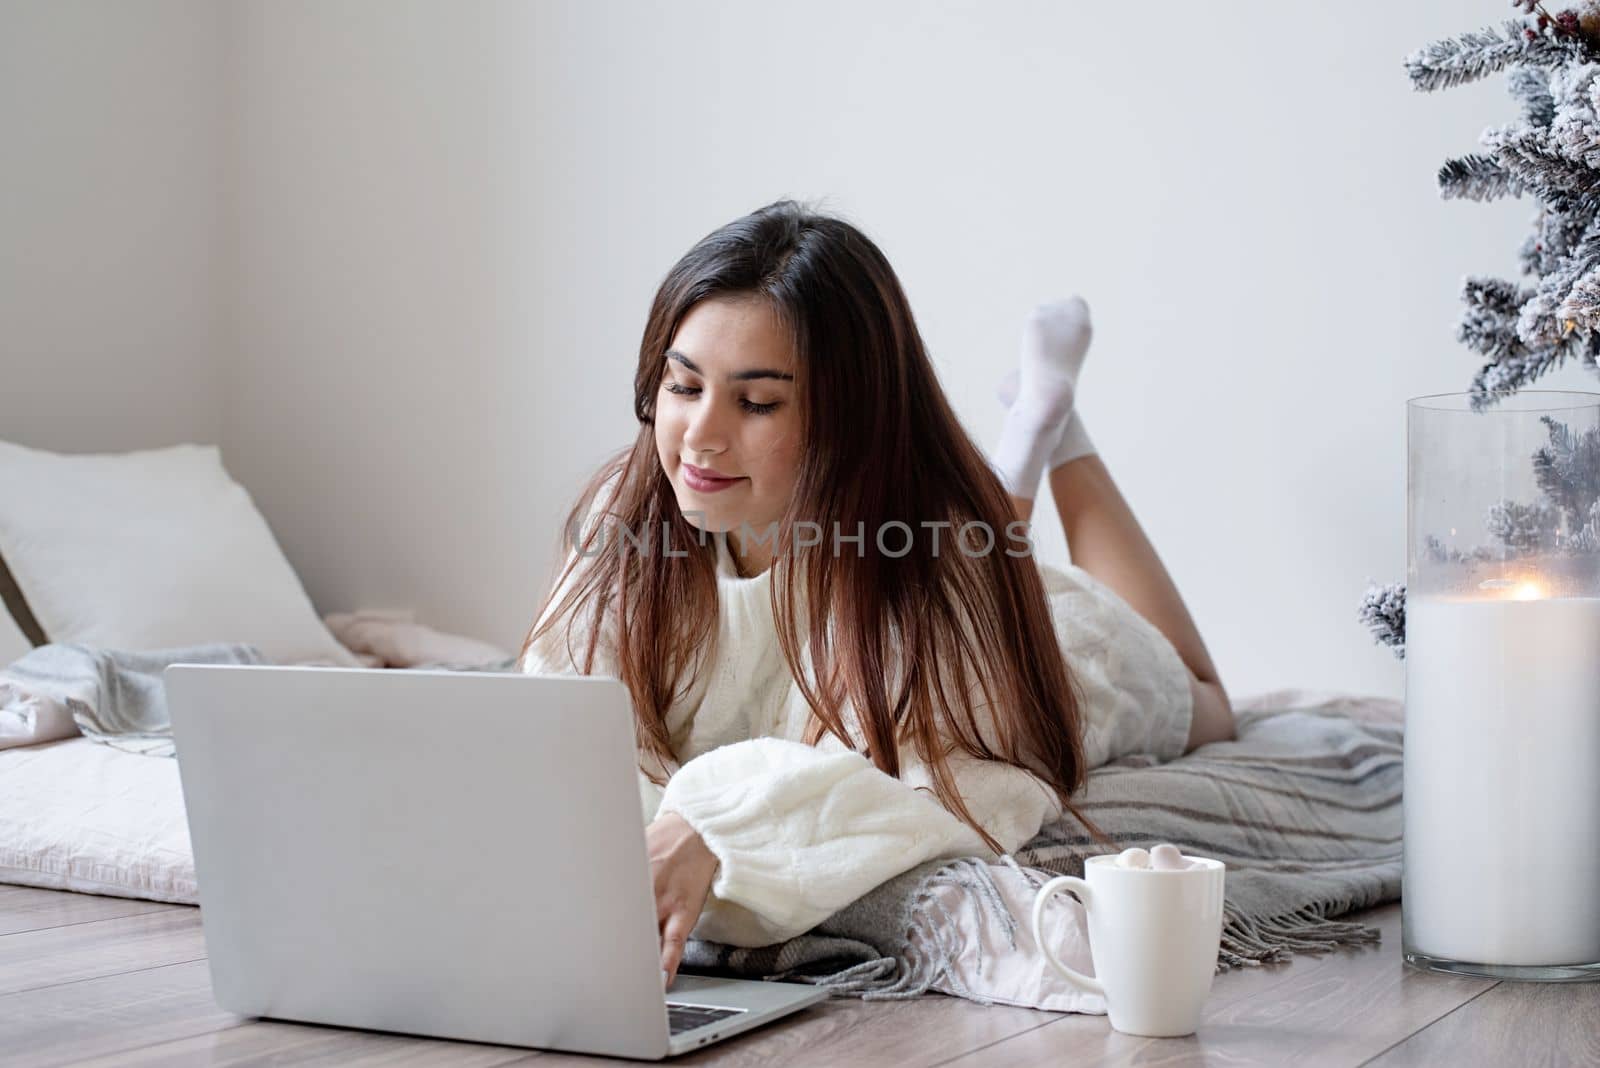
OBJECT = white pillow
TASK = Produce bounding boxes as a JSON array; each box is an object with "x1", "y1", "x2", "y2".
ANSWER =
[{"x1": 0, "y1": 440, "x2": 358, "y2": 666}]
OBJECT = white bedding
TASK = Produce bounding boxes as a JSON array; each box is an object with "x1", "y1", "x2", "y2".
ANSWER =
[{"x1": 0, "y1": 736, "x2": 195, "y2": 903}]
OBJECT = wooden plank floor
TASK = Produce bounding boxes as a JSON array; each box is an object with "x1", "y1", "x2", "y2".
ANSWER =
[{"x1": 3, "y1": 886, "x2": 1597, "y2": 1067}]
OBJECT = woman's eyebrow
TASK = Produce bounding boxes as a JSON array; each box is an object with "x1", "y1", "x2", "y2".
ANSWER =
[{"x1": 666, "y1": 349, "x2": 794, "y2": 383}]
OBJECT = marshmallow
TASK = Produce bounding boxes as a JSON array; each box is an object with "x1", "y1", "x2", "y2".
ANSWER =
[
  {"x1": 1115, "y1": 847, "x2": 1151, "y2": 869},
  {"x1": 1150, "y1": 843, "x2": 1188, "y2": 870}
]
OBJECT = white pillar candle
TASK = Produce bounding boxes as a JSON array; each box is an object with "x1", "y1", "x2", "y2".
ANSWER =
[{"x1": 1404, "y1": 590, "x2": 1600, "y2": 966}]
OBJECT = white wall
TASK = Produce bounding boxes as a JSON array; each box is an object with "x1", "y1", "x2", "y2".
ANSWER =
[
  {"x1": 0, "y1": 0, "x2": 226, "y2": 454},
  {"x1": 227, "y1": 0, "x2": 1566, "y2": 699},
  {"x1": 7, "y1": 1, "x2": 1580, "y2": 699}
]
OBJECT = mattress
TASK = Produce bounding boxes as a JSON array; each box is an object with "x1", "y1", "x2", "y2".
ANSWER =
[{"x1": 0, "y1": 736, "x2": 195, "y2": 903}]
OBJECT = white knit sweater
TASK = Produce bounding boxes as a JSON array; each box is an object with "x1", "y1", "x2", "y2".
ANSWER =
[{"x1": 520, "y1": 510, "x2": 1193, "y2": 947}]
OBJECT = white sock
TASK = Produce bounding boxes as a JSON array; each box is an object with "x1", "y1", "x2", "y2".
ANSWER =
[
  {"x1": 989, "y1": 298, "x2": 1096, "y2": 498},
  {"x1": 997, "y1": 370, "x2": 1097, "y2": 471}
]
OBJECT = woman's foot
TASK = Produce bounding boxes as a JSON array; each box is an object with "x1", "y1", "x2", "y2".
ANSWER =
[
  {"x1": 990, "y1": 298, "x2": 1099, "y2": 499},
  {"x1": 997, "y1": 370, "x2": 1098, "y2": 479}
]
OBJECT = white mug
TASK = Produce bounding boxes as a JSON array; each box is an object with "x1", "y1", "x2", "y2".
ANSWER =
[{"x1": 1030, "y1": 853, "x2": 1226, "y2": 1037}]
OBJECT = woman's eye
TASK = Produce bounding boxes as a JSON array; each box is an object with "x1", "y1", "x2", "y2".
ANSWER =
[{"x1": 664, "y1": 379, "x2": 777, "y2": 415}]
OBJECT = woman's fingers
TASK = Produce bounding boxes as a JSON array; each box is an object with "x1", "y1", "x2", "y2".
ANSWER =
[
  {"x1": 645, "y1": 811, "x2": 721, "y2": 984},
  {"x1": 659, "y1": 907, "x2": 695, "y2": 984}
]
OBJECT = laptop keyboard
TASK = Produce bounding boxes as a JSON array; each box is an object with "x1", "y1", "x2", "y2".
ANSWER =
[{"x1": 666, "y1": 1002, "x2": 744, "y2": 1035}]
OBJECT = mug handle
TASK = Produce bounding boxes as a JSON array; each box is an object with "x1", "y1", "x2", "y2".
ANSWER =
[{"x1": 1030, "y1": 875, "x2": 1106, "y2": 997}]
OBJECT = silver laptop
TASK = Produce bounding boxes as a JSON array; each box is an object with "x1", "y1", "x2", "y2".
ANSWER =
[{"x1": 165, "y1": 664, "x2": 827, "y2": 1060}]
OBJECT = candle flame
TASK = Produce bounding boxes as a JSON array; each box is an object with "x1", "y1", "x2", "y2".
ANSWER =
[{"x1": 1476, "y1": 578, "x2": 1549, "y2": 600}]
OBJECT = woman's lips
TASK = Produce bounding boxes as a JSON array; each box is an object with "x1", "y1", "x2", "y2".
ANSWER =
[{"x1": 682, "y1": 463, "x2": 746, "y2": 493}]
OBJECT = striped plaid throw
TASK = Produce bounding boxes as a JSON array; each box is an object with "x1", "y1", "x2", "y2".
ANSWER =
[{"x1": 681, "y1": 689, "x2": 1403, "y2": 995}]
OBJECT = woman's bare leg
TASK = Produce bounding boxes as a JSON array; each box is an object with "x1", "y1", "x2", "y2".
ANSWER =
[{"x1": 1046, "y1": 455, "x2": 1235, "y2": 749}]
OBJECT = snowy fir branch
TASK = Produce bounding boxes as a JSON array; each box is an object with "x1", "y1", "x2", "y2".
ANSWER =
[
  {"x1": 1370, "y1": 8, "x2": 1600, "y2": 654},
  {"x1": 1519, "y1": 203, "x2": 1595, "y2": 278},
  {"x1": 1422, "y1": 534, "x2": 1499, "y2": 564},
  {"x1": 1531, "y1": 413, "x2": 1600, "y2": 528},
  {"x1": 1464, "y1": 274, "x2": 1534, "y2": 316},
  {"x1": 1481, "y1": 123, "x2": 1596, "y2": 210},
  {"x1": 1438, "y1": 154, "x2": 1525, "y2": 201},
  {"x1": 1357, "y1": 583, "x2": 1406, "y2": 660},
  {"x1": 1405, "y1": 19, "x2": 1591, "y2": 93},
  {"x1": 1468, "y1": 341, "x2": 1571, "y2": 408},
  {"x1": 1485, "y1": 497, "x2": 1562, "y2": 551},
  {"x1": 1558, "y1": 260, "x2": 1600, "y2": 320},
  {"x1": 1508, "y1": 64, "x2": 1558, "y2": 125},
  {"x1": 1409, "y1": 5, "x2": 1600, "y2": 413},
  {"x1": 1454, "y1": 275, "x2": 1582, "y2": 407}
]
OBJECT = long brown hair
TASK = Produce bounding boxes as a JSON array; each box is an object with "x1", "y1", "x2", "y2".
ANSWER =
[{"x1": 522, "y1": 200, "x2": 1107, "y2": 852}]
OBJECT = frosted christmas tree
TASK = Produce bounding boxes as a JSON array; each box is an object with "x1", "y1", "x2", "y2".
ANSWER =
[{"x1": 1361, "y1": 2, "x2": 1600, "y2": 657}]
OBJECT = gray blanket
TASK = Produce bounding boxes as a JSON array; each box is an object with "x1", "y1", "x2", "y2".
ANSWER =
[
  {"x1": 6, "y1": 646, "x2": 1402, "y2": 996},
  {"x1": 0, "y1": 642, "x2": 264, "y2": 756},
  {"x1": 0, "y1": 643, "x2": 511, "y2": 756},
  {"x1": 681, "y1": 693, "x2": 1403, "y2": 995}
]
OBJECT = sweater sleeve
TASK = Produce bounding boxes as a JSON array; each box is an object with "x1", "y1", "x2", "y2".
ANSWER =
[
  {"x1": 656, "y1": 561, "x2": 1196, "y2": 947},
  {"x1": 656, "y1": 735, "x2": 1061, "y2": 946}
]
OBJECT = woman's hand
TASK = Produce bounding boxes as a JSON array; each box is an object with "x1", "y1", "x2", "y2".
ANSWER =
[{"x1": 646, "y1": 810, "x2": 719, "y2": 985}]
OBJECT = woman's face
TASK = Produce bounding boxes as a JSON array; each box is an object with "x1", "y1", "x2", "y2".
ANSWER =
[{"x1": 654, "y1": 296, "x2": 802, "y2": 559}]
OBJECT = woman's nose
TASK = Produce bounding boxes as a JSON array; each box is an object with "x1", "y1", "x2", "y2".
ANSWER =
[{"x1": 682, "y1": 395, "x2": 730, "y2": 454}]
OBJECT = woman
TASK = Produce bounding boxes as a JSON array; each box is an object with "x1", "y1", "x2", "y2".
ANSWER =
[{"x1": 520, "y1": 200, "x2": 1235, "y2": 983}]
